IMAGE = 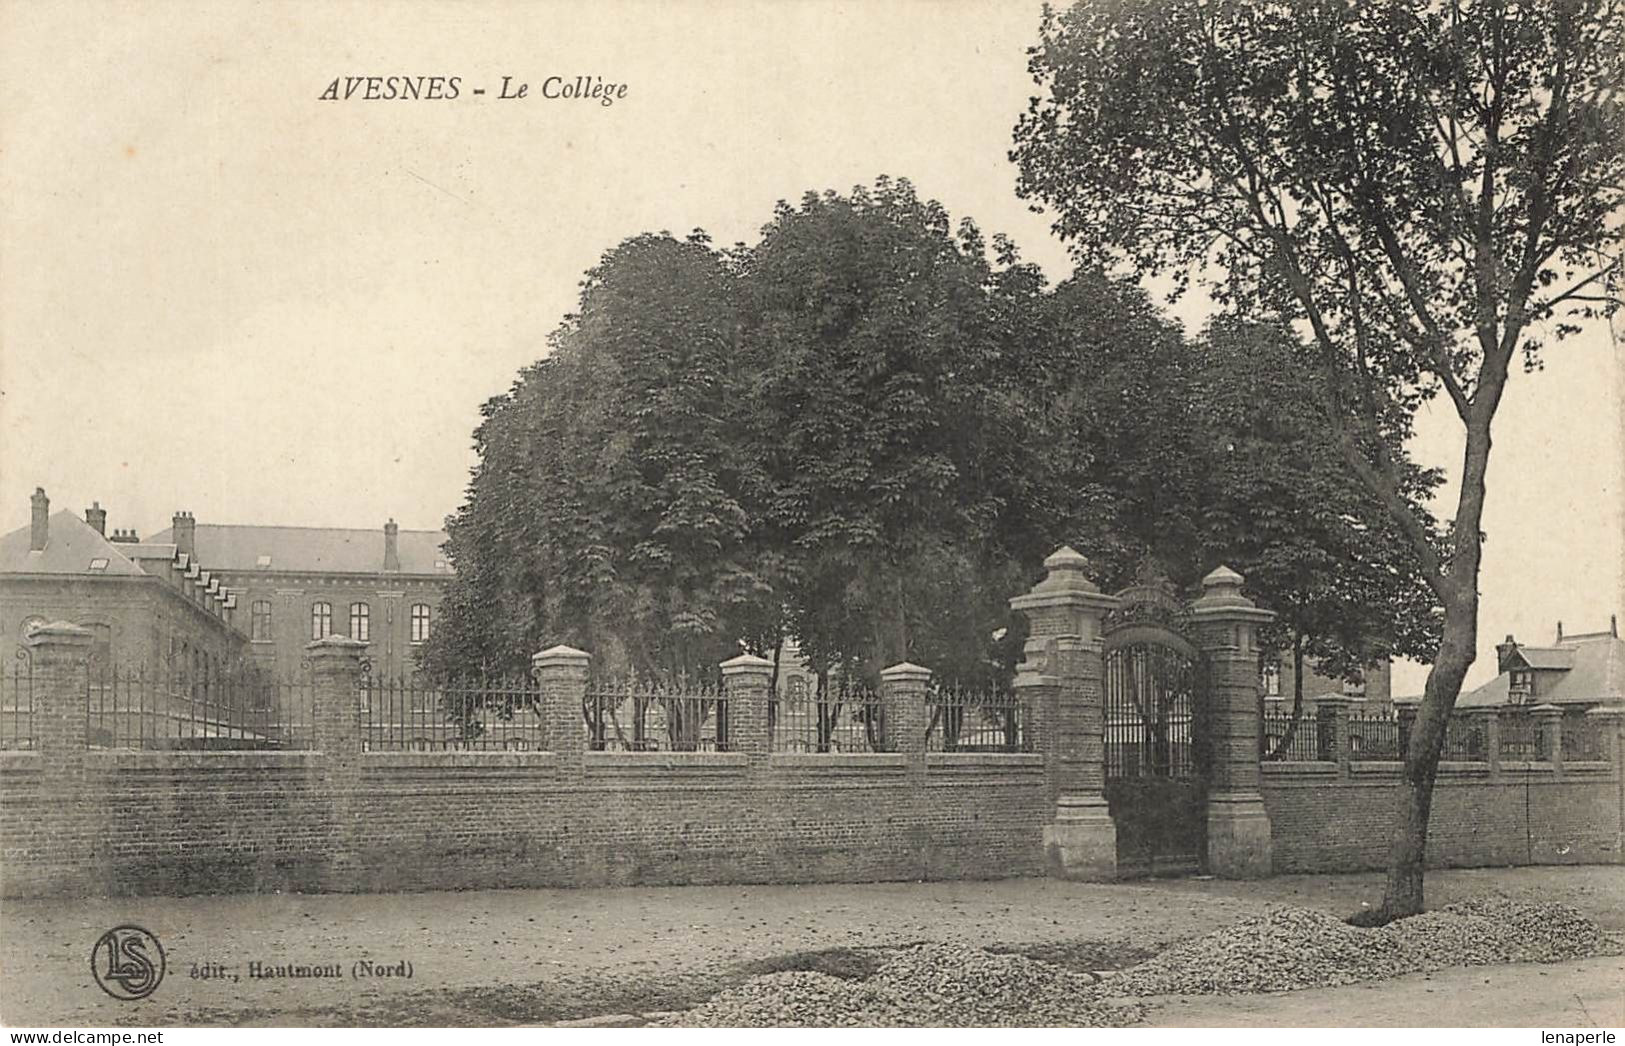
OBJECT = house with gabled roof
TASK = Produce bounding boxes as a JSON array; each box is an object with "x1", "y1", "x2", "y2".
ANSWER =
[
  {"x1": 0, "y1": 489, "x2": 247, "y2": 675},
  {"x1": 1453, "y1": 619, "x2": 1625, "y2": 711}
]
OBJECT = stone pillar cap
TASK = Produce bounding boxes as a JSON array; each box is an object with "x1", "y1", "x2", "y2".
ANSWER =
[
  {"x1": 1528, "y1": 702, "x2": 1564, "y2": 715},
  {"x1": 1584, "y1": 704, "x2": 1625, "y2": 717},
  {"x1": 532, "y1": 644, "x2": 591, "y2": 667},
  {"x1": 1190, "y1": 563, "x2": 1275, "y2": 620},
  {"x1": 720, "y1": 652, "x2": 774, "y2": 675},
  {"x1": 879, "y1": 661, "x2": 932, "y2": 681}
]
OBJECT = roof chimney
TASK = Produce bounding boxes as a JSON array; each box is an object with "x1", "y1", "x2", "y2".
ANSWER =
[
  {"x1": 172, "y1": 511, "x2": 196, "y2": 558},
  {"x1": 109, "y1": 528, "x2": 139, "y2": 544},
  {"x1": 384, "y1": 518, "x2": 400, "y2": 572},
  {"x1": 85, "y1": 501, "x2": 106, "y2": 536},
  {"x1": 29, "y1": 488, "x2": 48, "y2": 551},
  {"x1": 1494, "y1": 634, "x2": 1518, "y2": 673}
]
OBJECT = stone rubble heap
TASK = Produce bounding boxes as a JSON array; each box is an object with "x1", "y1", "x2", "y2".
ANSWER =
[
  {"x1": 659, "y1": 900, "x2": 1614, "y2": 1027},
  {"x1": 1112, "y1": 901, "x2": 1614, "y2": 997},
  {"x1": 660, "y1": 944, "x2": 1145, "y2": 1028}
]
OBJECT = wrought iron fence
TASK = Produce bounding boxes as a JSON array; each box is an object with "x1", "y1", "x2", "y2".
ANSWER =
[
  {"x1": 1442, "y1": 715, "x2": 1487, "y2": 761},
  {"x1": 1500, "y1": 711, "x2": 1537, "y2": 759},
  {"x1": 84, "y1": 661, "x2": 315, "y2": 750},
  {"x1": 1260, "y1": 712, "x2": 1322, "y2": 761},
  {"x1": 361, "y1": 675, "x2": 545, "y2": 751},
  {"x1": 2, "y1": 651, "x2": 32, "y2": 750},
  {"x1": 770, "y1": 676, "x2": 886, "y2": 753},
  {"x1": 926, "y1": 683, "x2": 1027, "y2": 753},
  {"x1": 1347, "y1": 713, "x2": 1402, "y2": 761},
  {"x1": 1561, "y1": 710, "x2": 1602, "y2": 761},
  {"x1": 585, "y1": 675, "x2": 729, "y2": 752}
]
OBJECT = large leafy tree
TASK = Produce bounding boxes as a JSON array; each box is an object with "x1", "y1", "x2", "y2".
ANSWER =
[
  {"x1": 1192, "y1": 318, "x2": 1443, "y2": 750},
  {"x1": 737, "y1": 178, "x2": 1066, "y2": 692},
  {"x1": 422, "y1": 233, "x2": 773, "y2": 682},
  {"x1": 1013, "y1": 0, "x2": 1623, "y2": 917}
]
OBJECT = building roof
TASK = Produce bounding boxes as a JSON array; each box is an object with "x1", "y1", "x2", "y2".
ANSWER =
[
  {"x1": 0, "y1": 511, "x2": 147, "y2": 577},
  {"x1": 146, "y1": 523, "x2": 450, "y2": 576},
  {"x1": 1506, "y1": 645, "x2": 1575, "y2": 670},
  {"x1": 1459, "y1": 634, "x2": 1625, "y2": 708}
]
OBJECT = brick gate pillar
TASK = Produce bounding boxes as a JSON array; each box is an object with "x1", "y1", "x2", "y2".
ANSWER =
[
  {"x1": 534, "y1": 645, "x2": 590, "y2": 777},
  {"x1": 24, "y1": 622, "x2": 98, "y2": 894},
  {"x1": 721, "y1": 652, "x2": 774, "y2": 767},
  {"x1": 307, "y1": 634, "x2": 366, "y2": 886},
  {"x1": 1189, "y1": 566, "x2": 1275, "y2": 879},
  {"x1": 1009, "y1": 546, "x2": 1120, "y2": 880}
]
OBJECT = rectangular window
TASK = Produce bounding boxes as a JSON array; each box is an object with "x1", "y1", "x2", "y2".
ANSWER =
[
  {"x1": 311, "y1": 601, "x2": 332, "y2": 640},
  {"x1": 350, "y1": 602, "x2": 370, "y2": 642},
  {"x1": 251, "y1": 600, "x2": 273, "y2": 642},
  {"x1": 410, "y1": 603, "x2": 431, "y2": 643}
]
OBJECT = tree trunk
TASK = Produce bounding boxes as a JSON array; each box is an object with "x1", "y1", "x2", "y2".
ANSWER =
[
  {"x1": 1378, "y1": 409, "x2": 1493, "y2": 918},
  {"x1": 1379, "y1": 608, "x2": 1476, "y2": 918}
]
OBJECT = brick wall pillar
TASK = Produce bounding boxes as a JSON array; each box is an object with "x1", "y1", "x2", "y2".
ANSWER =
[
  {"x1": 307, "y1": 635, "x2": 366, "y2": 886},
  {"x1": 1013, "y1": 639, "x2": 1061, "y2": 806},
  {"x1": 1474, "y1": 707, "x2": 1503, "y2": 777},
  {"x1": 1009, "y1": 547, "x2": 1119, "y2": 881},
  {"x1": 880, "y1": 662, "x2": 930, "y2": 786},
  {"x1": 1315, "y1": 693, "x2": 1352, "y2": 776},
  {"x1": 1189, "y1": 566, "x2": 1275, "y2": 879},
  {"x1": 24, "y1": 622, "x2": 98, "y2": 894},
  {"x1": 1532, "y1": 703, "x2": 1564, "y2": 777},
  {"x1": 533, "y1": 645, "x2": 589, "y2": 776},
  {"x1": 1584, "y1": 706, "x2": 1625, "y2": 860},
  {"x1": 1397, "y1": 704, "x2": 1417, "y2": 760},
  {"x1": 721, "y1": 653, "x2": 773, "y2": 767}
]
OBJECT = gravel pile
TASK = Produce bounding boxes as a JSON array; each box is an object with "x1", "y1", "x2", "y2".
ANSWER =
[
  {"x1": 1112, "y1": 906, "x2": 1406, "y2": 995},
  {"x1": 659, "y1": 900, "x2": 1613, "y2": 1026},
  {"x1": 659, "y1": 944, "x2": 1145, "y2": 1028},
  {"x1": 1112, "y1": 901, "x2": 1614, "y2": 999},
  {"x1": 1432, "y1": 899, "x2": 1609, "y2": 961}
]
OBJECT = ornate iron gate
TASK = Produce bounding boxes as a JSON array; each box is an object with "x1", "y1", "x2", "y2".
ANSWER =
[{"x1": 1102, "y1": 624, "x2": 1209, "y2": 878}]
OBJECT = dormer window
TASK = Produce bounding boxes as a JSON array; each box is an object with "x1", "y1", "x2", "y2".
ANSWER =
[
  {"x1": 256, "y1": 554, "x2": 272, "y2": 568},
  {"x1": 1511, "y1": 669, "x2": 1533, "y2": 690},
  {"x1": 88, "y1": 558, "x2": 109, "y2": 572}
]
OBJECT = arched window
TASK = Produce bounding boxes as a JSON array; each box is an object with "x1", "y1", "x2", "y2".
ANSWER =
[
  {"x1": 349, "y1": 602, "x2": 370, "y2": 642},
  {"x1": 409, "y1": 603, "x2": 431, "y2": 643},
  {"x1": 251, "y1": 600, "x2": 273, "y2": 641},
  {"x1": 311, "y1": 601, "x2": 333, "y2": 640}
]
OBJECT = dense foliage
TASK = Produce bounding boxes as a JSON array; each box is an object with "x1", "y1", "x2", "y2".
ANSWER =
[
  {"x1": 1011, "y1": 0, "x2": 1622, "y2": 915},
  {"x1": 422, "y1": 177, "x2": 1443, "y2": 700}
]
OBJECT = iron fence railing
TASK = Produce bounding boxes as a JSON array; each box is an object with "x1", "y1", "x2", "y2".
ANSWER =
[
  {"x1": 1347, "y1": 713, "x2": 1402, "y2": 761},
  {"x1": 1562, "y1": 711, "x2": 1602, "y2": 761},
  {"x1": 1260, "y1": 713, "x2": 1323, "y2": 761},
  {"x1": 361, "y1": 676, "x2": 545, "y2": 751},
  {"x1": 84, "y1": 662, "x2": 315, "y2": 750},
  {"x1": 585, "y1": 675, "x2": 730, "y2": 752},
  {"x1": 3, "y1": 652, "x2": 32, "y2": 750},
  {"x1": 926, "y1": 684, "x2": 1027, "y2": 753},
  {"x1": 1499, "y1": 711, "x2": 1536, "y2": 759},
  {"x1": 1442, "y1": 715, "x2": 1488, "y2": 761},
  {"x1": 770, "y1": 678, "x2": 886, "y2": 753}
]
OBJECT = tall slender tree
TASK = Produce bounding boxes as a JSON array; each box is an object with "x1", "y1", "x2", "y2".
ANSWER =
[{"x1": 1013, "y1": 0, "x2": 1623, "y2": 917}]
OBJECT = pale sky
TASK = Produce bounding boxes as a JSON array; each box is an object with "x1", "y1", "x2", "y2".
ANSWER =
[{"x1": 2, "y1": 0, "x2": 1620, "y2": 695}]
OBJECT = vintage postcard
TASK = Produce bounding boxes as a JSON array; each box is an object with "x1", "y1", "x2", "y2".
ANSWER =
[{"x1": 1, "y1": 0, "x2": 1621, "y2": 1034}]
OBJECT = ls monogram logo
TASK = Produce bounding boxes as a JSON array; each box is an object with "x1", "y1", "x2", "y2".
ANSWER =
[{"x1": 91, "y1": 925, "x2": 166, "y2": 1001}]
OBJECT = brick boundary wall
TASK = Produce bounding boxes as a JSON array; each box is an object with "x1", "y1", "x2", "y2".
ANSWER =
[
  {"x1": 0, "y1": 749, "x2": 1048, "y2": 897},
  {"x1": 1262, "y1": 760, "x2": 1623, "y2": 873},
  {"x1": 2, "y1": 622, "x2": 1620, "y2": 899}
]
